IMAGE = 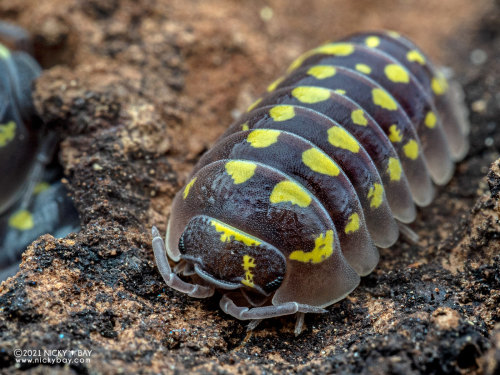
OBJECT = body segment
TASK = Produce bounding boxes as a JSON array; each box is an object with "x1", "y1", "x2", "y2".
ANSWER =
[
  {"x1": 286, "y1": 42, "x2": 455, "y2": 185},
  {"x1": 0, "y1": 26, "x2": 80, "y2": 281},
  {"x1": 152, "y1": 31, "x2": 469, "y2": 334},
  {"x1": 0, "y1": 45, "x2": 42, "y2": 214},
  {"x1": 344, "y1": 31, "x2": 469, "y2": 160}
]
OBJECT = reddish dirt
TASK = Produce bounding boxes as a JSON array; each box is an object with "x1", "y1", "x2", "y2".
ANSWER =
[{"x1": 0, "y1": 0, "x2": 499, "y2": 374}]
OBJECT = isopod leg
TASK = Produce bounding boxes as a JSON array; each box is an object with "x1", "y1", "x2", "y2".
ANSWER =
[
  {"x1": 245, "y1": 312, "x2": 308, "y2": 336},
  {"x1": 294, "y1": 312, "x2": 306, "y2": 336},
  {"x1": 246, "y1": 319, "x2": 263, "y2": 331},
  {"x1": 220, "y1": 293, "x2": 327, "y2": 321},
  {"x1": 152, "y1": 226, "x2": 214, "y2": 298}
]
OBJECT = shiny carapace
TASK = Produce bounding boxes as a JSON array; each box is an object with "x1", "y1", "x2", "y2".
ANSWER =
[
  {"x1": 0, "y1": 23, "x2": 80, "y2": 280},
  {"x1": 152, "y1": 31, "x2": 469, "y2": 334}
]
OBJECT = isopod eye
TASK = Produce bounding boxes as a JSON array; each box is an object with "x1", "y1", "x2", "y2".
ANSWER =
[
  {"x1": 179, "y1": 215, "x2": 286, "y2": 296},
  {"x1": 178, "y1": 235, "x2": 185, "y2": 253},
  {"x1": 264, "y1": 276, "x2": 284, "y2": 294}
]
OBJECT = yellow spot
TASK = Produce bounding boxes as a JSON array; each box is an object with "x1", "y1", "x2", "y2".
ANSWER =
[
  {"x1": 367, "y1": 183, "x2": 384, "y2": 209},
  {"x1": 372, "y1": 88, "x2": 398, "y2": 110},
  {"x1": 270, "y1": 180, "x2": 311, "y2": 207},
  {"x1": 307, "y1": 65, "x2": 336, "y2": 79},
  {"x1": 292, "y1": 86, "x2": 330, "y2": 104},
  {"x1": 431, "y1": 74, "x2": 448, "y2": 95},
  {"x1": 351, "y1": 109, "x2": 368, "y2": 126},
  {"x1": 9, "y1": 210, "x2": 34, "y2": 231},
  {"x1": 403, "y1": 140, "x2": 419, "y2": 160},
  {"x1": 384, "y1": 64, "x2": 410, "y2": 83},
  {"x1": 355, "y1": 63, "x2": 372, "y2": 74},
  {"x1": 269, "y1": 105, "x2": 295, "y2": 122},
  {"x1": 225, "y1": 160, "x2": 257, "y2": 184},
  {"x1": 267, "y1": 76, "x2": 284, "y2": 92},
  {"x1": 247, "y1": 129, "x2": 280, "y2": 148},
  {"x1": 302, "y1": 148, "x2": 340, "y2": 176},
  {"x1": 387, "y1": 157, "x2": 402, "y2": 181},
  {"x1": 388, "y1": 124, "x2": 402, "y2": 143},
  {"x1": 334, "y1": 89, "x2": 346, "y2": 95},
  {"x1": 211, "y1": 220, "x2": 261, "y2": 246},
  {"x1": 241, "y1": 255, "x2": 256, "y2": 288},
  {"x1": 327, "y1": 126, "x2": 360, "y2": 153},
  {"x1": 247, "y1": 98, "x2": 262, "y2": 112},
  {"x1": 315, "y1": 43, "x2": 355, "y2": 56},
  {"x1": 289, "y1": 230, "x2": 334, "y2": 264},
  {"x1": 425, "y1": 111, "x2": 437, "y2": 128},
  {"x1": 287, "y1": 49, "x2": 316, "y2": 72},
  {"x1": 0, "y1": 44, "x2": 10, "y2": 59},
  {"x1": 365, "y1": 36, "x2": 380, "y2": 48},
  {"x1": 407, "y1": 50, "x2": 426, "y2": 65},
  {"x1": 387, "y1": 30, "x2": 401, "y2": 39},
  {"x1": 345, "y1": 213, "x2": 360, "y2": 234},
  {"x1": 34, "y1": 182, "x2": 50, "y2": 194},
  {"x1": 183, "y1": 177, "x2": 197, "y2": 199},
  {"x1": 0, "y1": 120, "x2": 16, "y2": 147},
  {"x1": 241, "y1": 122, "x2": 249, "y2": 131}
]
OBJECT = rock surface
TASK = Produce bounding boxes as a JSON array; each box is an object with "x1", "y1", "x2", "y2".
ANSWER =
[{"x1": 0, "y1": 0, "x2": 499, "y2": 373}]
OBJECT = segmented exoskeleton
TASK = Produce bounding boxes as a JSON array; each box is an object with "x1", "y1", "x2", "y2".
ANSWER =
[
  {"x1": 0, "y1": 22, "x2": 79, "y2": 281},
  {"x1": 152, "y1": 31, "x2": 469, "y2": 334}
]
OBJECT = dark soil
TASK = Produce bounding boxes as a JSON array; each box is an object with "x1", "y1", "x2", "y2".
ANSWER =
[{"x1": 0, "y1": 0, "x2": 499, "y2": 374}]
